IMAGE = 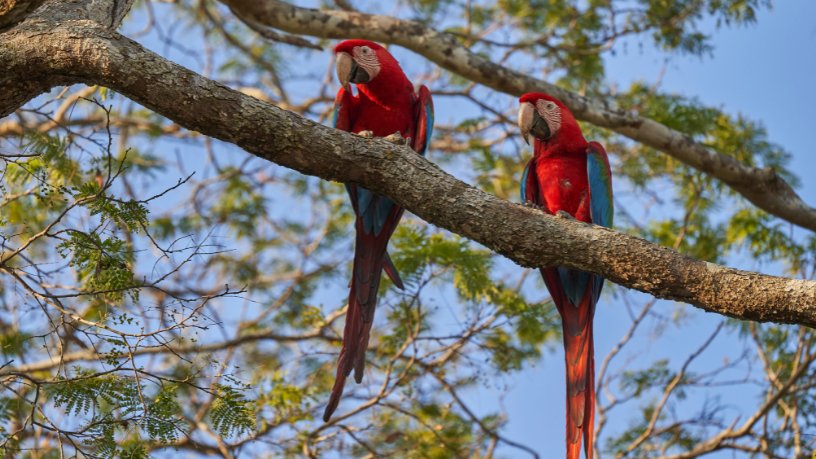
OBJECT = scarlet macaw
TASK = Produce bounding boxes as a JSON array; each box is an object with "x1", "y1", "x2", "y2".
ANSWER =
[
  {"x1": 323, "y1": 39, "x2": 433, "y2": 422},
  {"x1": 518, "y1": 93, "x2": 613, "y2": 459}
]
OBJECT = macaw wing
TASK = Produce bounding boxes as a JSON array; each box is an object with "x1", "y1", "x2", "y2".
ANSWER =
[
  {"x1": 520, "y1": 157, "x2": 540, "y2": 204},
  {"x1": 334, "y1": 87, "x2": 397, "y2": 238},
  {"x1": 333, "y1": 87, "x2": 367, "y2": 228},
  {"x1": 332, "y1": 86, "x2": 356, "y2": 132},
  {"x1": 411, "y1": 85, "x2": 434, "y2": 157},
  {"x1": 556, "y1": 266, "x2": 592, "y2": 308},
  {"x1": 519, "y1": 153, "x2": 588, "y2": 306},
  {"x1": 586, "y1": 141, "x2": 613, "y2": 303},
  {"x1": 586, "y1": 141, "x2": 613, "y2": 229},
  {"x1": 346, "y1": 185, "x2": 396, "y2": 237},
  {"x1": 335, "y1": 87, "x2": 403, "y2": 289},
  {"x1": 345, "y1": 177, "x2": 404, "y2": 289}
]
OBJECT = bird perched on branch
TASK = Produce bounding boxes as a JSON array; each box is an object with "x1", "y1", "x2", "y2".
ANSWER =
[
  {"x1": 518, "y1": 92, "x2": 613, "y2": 459},
  {"x1": 323, "y1": 39, "x2": 433, "y2": 422}
]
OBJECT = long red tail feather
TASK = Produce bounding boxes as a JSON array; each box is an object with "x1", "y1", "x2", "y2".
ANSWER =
[
  {"x1": 543, "y1": 268, "x2": 596, "y2": 459},
  {"x1": 323, "y1": 280, "x2": 362, "y2": 421},
  {"x1": 323, "y1": 230, "x2": 389, "y2": 422}
]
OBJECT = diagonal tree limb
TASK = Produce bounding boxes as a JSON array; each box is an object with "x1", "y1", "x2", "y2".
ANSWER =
[
  {"x1": 1, "y1": 15, "x2": 815, "y2": 327},
  {"x1": 221, "y1": 0, "x2": 816, "y2": 234}
]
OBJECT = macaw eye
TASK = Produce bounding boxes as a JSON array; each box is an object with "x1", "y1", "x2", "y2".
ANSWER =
[
  {"x1": 351, "y1": 45, "x2": 382, "y2": 80},
  {"x1": 545, "y1": 102, "x2": 556, "y2": 111}
]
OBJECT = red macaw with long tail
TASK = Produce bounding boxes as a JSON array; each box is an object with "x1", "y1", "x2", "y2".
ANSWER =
[
  {"x1": 518, "y1": 93, "x2": 613, "y2": 459},
  {"x1": 323, "y1": 39, "x2": 433, "y2": 422}
]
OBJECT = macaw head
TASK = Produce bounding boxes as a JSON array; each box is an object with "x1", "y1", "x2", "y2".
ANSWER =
[
  {"x1": 334, "y1": 40, "x2": 401, "y2": 89},
  {"x1": 517, "y1": 92, "x2": 583, "y2": 147}
]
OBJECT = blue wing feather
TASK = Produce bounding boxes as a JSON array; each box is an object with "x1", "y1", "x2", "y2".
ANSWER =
[
  {"x1": 332, "y1": 102, "x2": 341, "y2": 129},
  {"x1": 520, "y1": 157, "x2": 541, "y2": 204},
  {"x1": 586, "y1": 142, "x2": 614, "y2": 229},
  {"x1": 520, "y1": 160, "x2": 531, "y2": 202},
  {"x1": 586, "y1": 141, "x2": 613, "y2": 302},
  {"x1": 558, "y1": 266, "x2": 592, "y2": 306},
  {"x1": 374, "y1": 195, "x2": 393, "y2": 234},
  {"x1": 422, "y1": 101, "x2": 434, "y2": 157},
  {"x1": 357, "y1": 188, "x2": 374, "y2": 216}
]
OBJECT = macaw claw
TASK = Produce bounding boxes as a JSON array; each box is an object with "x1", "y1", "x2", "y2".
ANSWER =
[
  {"x1": 522, "y1": 200, "x2": 545, "y2": 211},
  {"x1": 356, "y1": 130, "x2": 374, "y2": 138},
  {"x1": 383, "y1": 131, "x2": 410, "y2": 145},
  {"x1": 555, "y1": 210, "x2": 575, "y2": 219}
]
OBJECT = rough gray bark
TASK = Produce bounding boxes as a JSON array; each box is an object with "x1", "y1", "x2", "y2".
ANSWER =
[
  {"x1": 1, "y1": 1, "x2": 815, "y2": 327},
  {"x1": 0, "y1": 0, "x2": 136, "y2": 116},
  {"x1": 222, "y1": 0, "x2": 816, "y2": 234}
]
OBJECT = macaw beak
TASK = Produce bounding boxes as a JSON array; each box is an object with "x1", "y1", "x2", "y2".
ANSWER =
[
  {"x1": 518, "y1": 102, "x2": 551, "y2": 145},
  {"x1": 518, "y1": 102, "x2": 534, "y2": 145},
  {"x1": 336, "y1": 52, "x2": 353, "y2": 89},
  {"x1": 336, "y1": 52, "x2": 371, "y2": 89}
]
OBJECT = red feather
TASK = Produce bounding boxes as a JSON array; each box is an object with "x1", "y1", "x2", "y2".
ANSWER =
[
  {"x1": 324, "y1": 202, "x2": 403, "y2": 421},
  {"x1": 324, "y1": 40, "x2": 433, "y2": 422},
  {"x1": 521, "y1": 92, "x2": 606, "y2": 459},
  {"x1": 542, "y1": 267, "x2": 596, "y2": 459}
]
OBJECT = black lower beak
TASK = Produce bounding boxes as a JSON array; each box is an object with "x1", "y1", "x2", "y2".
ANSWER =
[
  {"x1": 349, "y1": 60, "x2": 371, "y2": 84},
  {"x1": 530, "y1": 113, "x2": 551, "y2": 140}
]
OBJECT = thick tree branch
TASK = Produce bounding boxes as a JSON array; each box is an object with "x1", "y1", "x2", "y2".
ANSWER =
[
  {"x1": 222, "y1": 0, "x2": 816, "y2": 234},
  {"x1": 0, "y1": 15, "x2": 815, "y2": 326},
  {"x1": 0, "y1": 0, "x2": 134, "y2": 117},
  {"x1": 5, "y1": 0, "x2": 135, "y2": 27}
]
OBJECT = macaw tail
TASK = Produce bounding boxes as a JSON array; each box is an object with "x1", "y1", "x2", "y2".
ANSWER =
[
  {"x1": 542, "y1": 268, "x2": 598, "y2": 459},
  {"x1": 323, "y1": 227, "x2": 397, "y2": 422}
]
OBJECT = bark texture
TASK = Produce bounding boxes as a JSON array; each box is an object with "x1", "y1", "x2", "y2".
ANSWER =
[
  {"x1": 1, "y1": 1, "x2": 815, "y2": 327},
  {"x1": 222, "y1": 0, "x2": 816, "y2": 234},
  {"x1": 0, "y1": 0, "x2": 43, "y2": 30}
]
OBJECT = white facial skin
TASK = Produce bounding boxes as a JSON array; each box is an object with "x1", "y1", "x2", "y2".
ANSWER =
[
  {"x1": 518, "y1": 99, "x2": 562, "y2": 144},
  {"x1": 335, "y1": 46, "x2": 382, "y2": 88},
  {"x1": 351, "y1": 45, "x2": 381, "y2": 81},
  {"x1": 535, "y1": 99, "x2": 562, "y2": 136}
]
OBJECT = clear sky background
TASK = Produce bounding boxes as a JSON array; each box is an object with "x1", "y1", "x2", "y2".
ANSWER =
[{"x1": 117, "y1": 1, "x2": 816, "y2": 457}]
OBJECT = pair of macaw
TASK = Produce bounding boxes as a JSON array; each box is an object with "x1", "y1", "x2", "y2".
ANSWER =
[{"x1": 324, "y1": 39, "x2": 613, "y2": 459}]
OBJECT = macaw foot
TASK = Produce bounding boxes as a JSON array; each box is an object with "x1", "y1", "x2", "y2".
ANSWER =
[
  {"x1": 555, "y1": 210, "x2": 575, "y2": 220},
  {"x1": 523, "y1": 200, "x2": 545, "y2": 211},
  {"x1": 382, "y1": 131, "x2": 410, "y2": 145},
  {"x1": 356, "y1": 130, "x2": 374, "y2": 138}
]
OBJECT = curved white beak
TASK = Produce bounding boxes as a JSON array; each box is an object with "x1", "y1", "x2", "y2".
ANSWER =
[
  {"x1": 518, "y1": 102, "x2": 535, "y2": 145},
  {"x1": 336, "y1": 52, "x2": 353, "y2": 89}
]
